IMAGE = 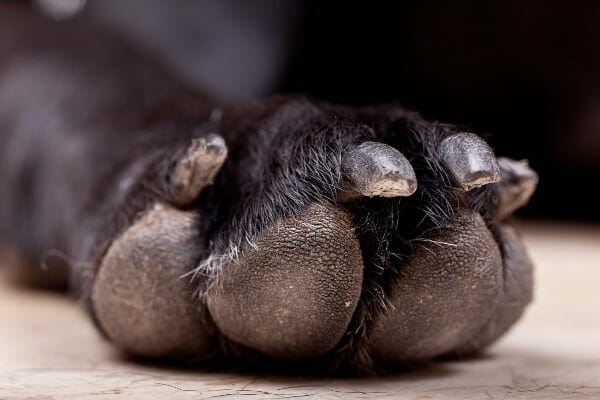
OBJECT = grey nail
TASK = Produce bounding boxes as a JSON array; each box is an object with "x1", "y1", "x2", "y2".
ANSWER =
[
  {"x1": 342, "y1": 142, "x2": 417, "y2": 198},
  {"x1": 171, "y1": 135, "x2": 228, "y2": 206},
  {"x1": 496, "y1": 157, "x2": 539, "y2": 219},
  {"x1": 439, "y1": 132, "x2": 500, "y2": 191}
]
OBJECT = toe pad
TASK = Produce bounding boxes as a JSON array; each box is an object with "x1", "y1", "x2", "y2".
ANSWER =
[{"x1": 207, "y1": 204, "x2": 364, "y2": 360}]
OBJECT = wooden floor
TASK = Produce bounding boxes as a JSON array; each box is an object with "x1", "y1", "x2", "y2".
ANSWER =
[{"x1": 1, "y1": 221, "x2": 599, "y2": 399}]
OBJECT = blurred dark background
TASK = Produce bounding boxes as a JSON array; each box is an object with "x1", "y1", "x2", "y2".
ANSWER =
[{"x1": 31, "y1": 0, "x2": 600, "y2": 220}]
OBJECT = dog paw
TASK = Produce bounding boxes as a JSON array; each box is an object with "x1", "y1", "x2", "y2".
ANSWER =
[{"x1": 89, "y1": 98, "x2": 537, "y2": 371}]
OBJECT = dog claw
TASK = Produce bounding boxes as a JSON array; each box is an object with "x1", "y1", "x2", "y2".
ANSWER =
[
  {"x1": 170, "y1": 134, "x2": 227, "y2": 206},
  {"x1": 342, "y1": 141, "x2": 417, "y2": 199},
  {"x1": 439, "y1": 133, "x2": 500, "y2": 191},
  {"x1": 496, "y1": 157, "x2": 538, "y2": 219}
]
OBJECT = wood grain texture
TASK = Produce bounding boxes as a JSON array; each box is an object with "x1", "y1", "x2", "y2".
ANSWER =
[{"x1": 1, "y1": 221, "x2": 599, "y2": 399}]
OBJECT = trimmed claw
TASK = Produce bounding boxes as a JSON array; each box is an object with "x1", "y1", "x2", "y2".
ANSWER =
[
  {"x1": 496, "y1": 157, "x2": 539, "y2": 220},
  {"x1": 170, "y1": 134, "x2": 227, "y2": 206},
  {"x1": 439, "y1": 133, "x2": 500, "y2": 191},
  {"x1": 342, "y1": 142, "x2": 417, "y2": 199}
]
